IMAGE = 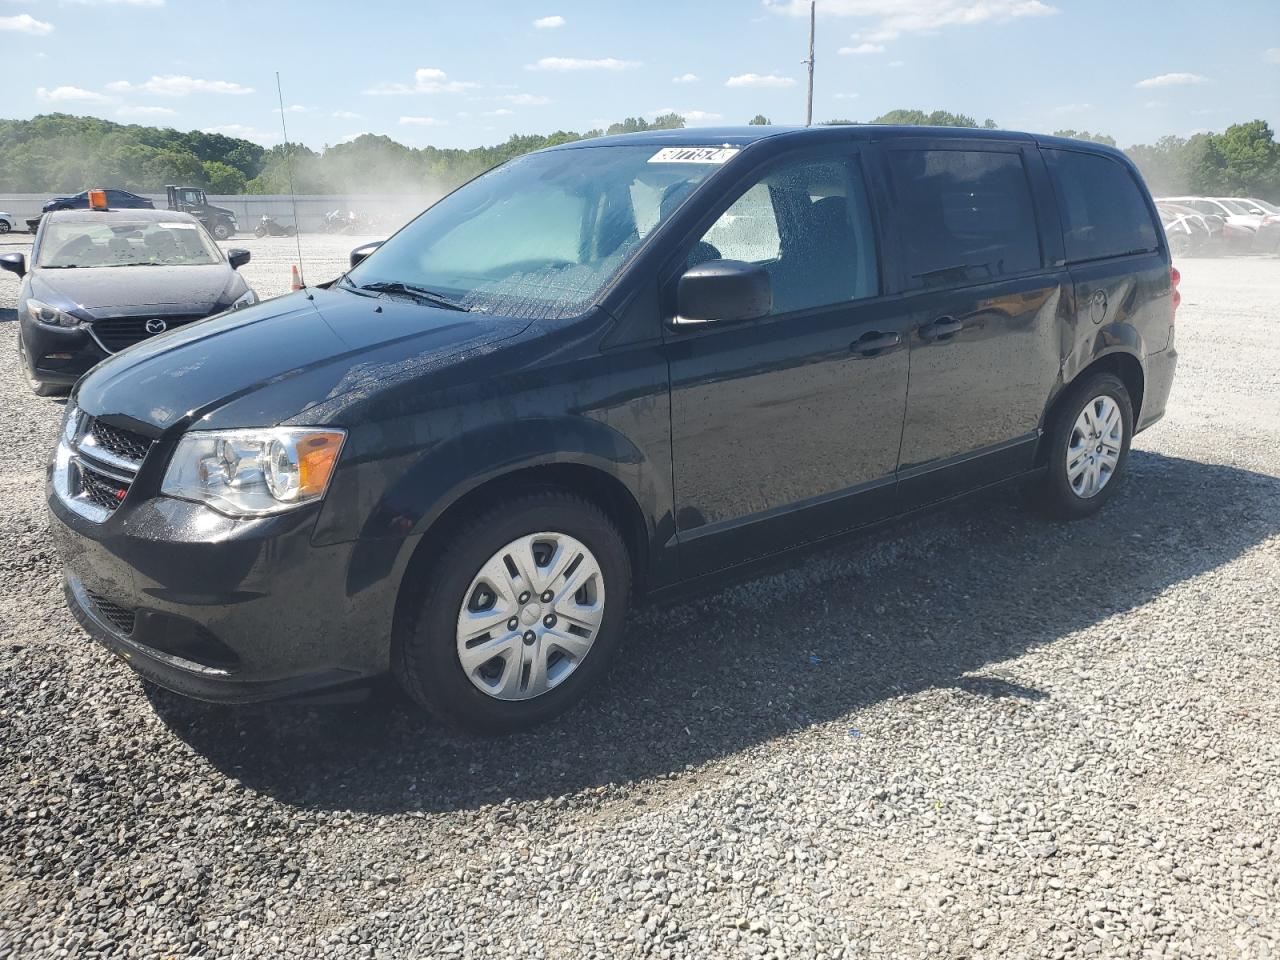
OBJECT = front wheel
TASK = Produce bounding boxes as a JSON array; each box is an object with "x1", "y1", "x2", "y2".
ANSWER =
[
  {"x1": 394, "y1": 490, "x2": 631, "y2": 733},
  {"x1": 1035, "y1": 372, "x2": 1133, "y2": 520},
  {"x1": 211, "y1": 221, "x2": 233, "y2": 240},
  {"x1": 0, "y1": 220, "x2": 10, "y2": 234},
  {"x1": 253, "y1": 226, "x2": 267, "y2": 238}
]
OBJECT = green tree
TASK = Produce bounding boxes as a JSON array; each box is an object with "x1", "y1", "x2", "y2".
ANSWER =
[
  {"x1": 749, "y1": 114, "x2": 771, "y2": 125},
  {"x1": 1053, "y1": 129, "x2": 1117, "y2": 147},
  {"x1": 872, "y1": 109, "x2": 981, "y2": 127},
  {"x1": 202, "y1": 160, "x2": 247, "y2": 194}
]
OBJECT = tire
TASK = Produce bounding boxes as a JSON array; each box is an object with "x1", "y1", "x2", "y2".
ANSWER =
[
  {"x1": 394, "y1": 489, "x2": 631, "y2": 734},
  {"x1": 211, "y1": 221, "x2": 232, "y2": 241},
  {"x1": 0, "y1": 220, "x2": 10, "y2": 234},
  {"x1": 1036, "y1": 372, "x2": 1133, "y2": 520},
  {"x1": 254, "y1": 226, "x2": 267, "y2": 238},
  {"x1": 284, "y1": 226, "x2": 297, "y2": 237},
  {"x1": 17, "y1": 332, "x2": 67, "y2": 398}
]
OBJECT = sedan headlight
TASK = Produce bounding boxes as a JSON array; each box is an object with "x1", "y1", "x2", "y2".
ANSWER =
[
  {"x1": 25, "y1": 298, "x2": 78, "y2": 328},
  {"x1": 230, "y1": 289, "x2": 258, "y2": 310},
  {"x1": 161, "y1": 427, "x2": 346, "y2": 517}
]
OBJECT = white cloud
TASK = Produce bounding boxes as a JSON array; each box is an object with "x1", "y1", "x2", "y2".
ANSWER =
[
  {"x1": 108, "y1": 75, "x2": 253, "y2": 96},
  {"x1": 201, "y1": 123, "x2": 276, "y2": 144},
  {"x1": 764, "y1": 0, "x2": 1057, "y2": 43},
  {"x1": 0, "y1": 13, "x2": 53, "y2": 34},
  {"x1": 1135, "y1": 72, "x2": 1208, "y2": 88},
  {"x1": 399, "y1": 115, "x2": 446, "y2": 126},
  {"x1": 483, "y1": 108, "x2": 515, "y2": 116},
  {"x1": 36, "y1": 85, "x2": 111, "y2": 103},
  {"x1": 888, "y1": 60, "x2": 905, "y2": 67},
  {"x1": 839, "y1": 42, "x2": 884, "y2": 55},
  {"x1": 726, "y1": 73, "x2": 795, "y2": 88},
  {"x1": 501, "y1": 92, "x2": 551, "y2": 105},
  {"x1": 117, "y1": 104, "x2": 177, "y2": 116},
  {"x1": 1142, "y1": 100, "x2": 1164, "y2": 109},
  {"x1": 526, "y1": 56, "x2": 639, "y2": 71},
  {"x1": 364, "y1": 67, "x2": 476, "y2": 95},
  {"x1": 834, "y1": 92, "x2": 860, "y2": 99},
  {"x1": 672, "y1": 72, "x2": 699, "y2": 83},
  {"x1": 332, "y1": 110, "x2": 361, "y2": 119},
  {"x1": 1266, "y1": 48, "x2": 1280, "y2": 64},
  {"x1": 281, "y1": 104, "x2": 309, "y2": 114},
  {"x1": 1053, "y1": 102, "x2": 1092, "y2": 114},
  {"x1": 533, "y1": 14, "x2": 565, "y2": 28}
]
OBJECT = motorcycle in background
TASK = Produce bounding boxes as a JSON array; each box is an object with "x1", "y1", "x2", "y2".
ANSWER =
[{"x1": 254, "y1": 214, "x2": 297, "y2": 238}]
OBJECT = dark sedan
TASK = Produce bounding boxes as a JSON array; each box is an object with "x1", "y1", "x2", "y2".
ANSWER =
[
  {"x1": 26, "y1": 189, "x2": 155, "y2": 233},
  {"x1": 1, "y1": 209, "x2": 258, "y2": 395}
]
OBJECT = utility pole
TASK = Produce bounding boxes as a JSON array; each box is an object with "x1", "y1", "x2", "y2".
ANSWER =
[{"x1": 804, "y1": 0, "x2": 815, "y2": 126}]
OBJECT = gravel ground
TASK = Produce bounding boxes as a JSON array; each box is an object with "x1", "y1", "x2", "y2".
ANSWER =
[{"x1": 1, "y1": 236, "x2": 1277, "y2": 960}]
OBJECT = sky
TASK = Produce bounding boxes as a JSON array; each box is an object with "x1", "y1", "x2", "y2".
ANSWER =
[{"x1": 2, "y1": 0, "x2": 1278, "y2": 151}]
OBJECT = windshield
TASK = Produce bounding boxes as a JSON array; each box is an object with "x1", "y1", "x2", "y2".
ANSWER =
[
  {"x1": 38, "y1": 219, "x2": 222, "y2": 269},
  {"x1": 345, "y1": 144, "x2": 734, "y2": 319},
  {"x1": 1217, "y1": 199, "x2": 1252, "y2": 215},
  {"x1": 1251, "y1": 198, "x2": 1279, "y2": 214}
]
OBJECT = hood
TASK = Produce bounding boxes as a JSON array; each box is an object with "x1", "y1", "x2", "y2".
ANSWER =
[
  {"x1": 73, "y1": 285, "x2": 532, "y2": 432},
  {"x1": 32, "y1": 263, "x2": 238, "y2": 317}
]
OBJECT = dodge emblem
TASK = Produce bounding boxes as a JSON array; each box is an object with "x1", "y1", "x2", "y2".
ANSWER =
[{"x1": 144, "y1": 318, "x2": 168, "y2": 334}]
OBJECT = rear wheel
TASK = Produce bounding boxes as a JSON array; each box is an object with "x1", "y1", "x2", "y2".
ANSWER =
[
  {"x1": 394, "y1": 490, "x2": 631, "y2": 733},
  {"x1": 1036, "y1": 372, "x2": 1133, "y2": 520},
  {"x1": 0, "y1": 220, "x2": 10, "y2": 234},
  {"x1": 211, "y1": 221, "x2": 233, "y2": 241}
]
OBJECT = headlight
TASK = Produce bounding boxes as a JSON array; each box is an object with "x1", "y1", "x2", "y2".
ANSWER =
[
  {"x1": 25, "y1": 298, "x2": 78, "y2": 328},
  {"x1": 161, "y1": 427, "x2": 346, "y2": 517},
  {"x1": 230, "y1": 289, "x2": 258, "y2": 310}
]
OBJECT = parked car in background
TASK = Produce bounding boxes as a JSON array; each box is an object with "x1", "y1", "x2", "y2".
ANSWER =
[
  {"x1": 0, "y1": 208, "x2": 256, "y2": 396},
  {"x1": 1156, "y1": 199, "x2": 1258, "y2": 255},
  {"x1": 47, "y1": 126, "x2": 1178, "y2": 733},
  {"x1": 26, "y1": 189, "x2": 156, "y2": 233},
  {"x1": 166, "y1": 185, "x2": 239, "y2": 240},
  {"x1": 0, "y1": 211, "x2": 16, "y2": 234},
  {"x1": 1157, "y1": 203, "x2": 1210, "y2": 256},
  {"x1": 1231, "y1": 198, "x2": 1280, "y2": 253}
]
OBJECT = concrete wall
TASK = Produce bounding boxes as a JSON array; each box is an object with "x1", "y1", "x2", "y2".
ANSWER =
[{"x1": 0, "y1": 193, "x2": 439, "y2": 235}]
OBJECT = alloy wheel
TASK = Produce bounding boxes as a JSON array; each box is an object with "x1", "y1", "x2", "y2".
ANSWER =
[
  {"x1": 455, "y1": 531, "x2": 606, "y2": 701},
  {"x1": 1066, "y1": 395, "x2": 1123, "y2": 498}
]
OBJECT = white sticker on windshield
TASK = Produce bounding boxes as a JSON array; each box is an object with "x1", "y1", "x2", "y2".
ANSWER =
[{"x1": 648, "y1": 146, "x2": 740, "y2": 165}]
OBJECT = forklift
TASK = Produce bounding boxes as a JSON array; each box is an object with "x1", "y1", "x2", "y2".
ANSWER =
[{"x1": 165, "y1": 185, "x2": 239, "y2": 240}]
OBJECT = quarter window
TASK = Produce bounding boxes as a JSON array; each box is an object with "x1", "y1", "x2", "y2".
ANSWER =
[
  {"x1": 690, "y1": 155, "x2": 879, "y2": 315},
  {"x1": 1043, "y1": 149, "x2": 1159, "y2": 263},
  {"x1": 889, "y1": 149, "x2": 1041, "y2": 289}
]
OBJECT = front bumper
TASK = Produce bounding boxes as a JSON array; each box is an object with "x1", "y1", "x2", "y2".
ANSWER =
[
  {"x1": 48, "y1": 474, "x2": 400, "y2": 703},
  {"x1": 21, "y1": 316, "x2": 106, "y2": 387}
]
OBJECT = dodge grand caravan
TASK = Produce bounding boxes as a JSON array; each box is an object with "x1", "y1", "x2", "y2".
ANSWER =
[{"x1": 49, "y1": 126, "x2": 1178, "y2": 732}]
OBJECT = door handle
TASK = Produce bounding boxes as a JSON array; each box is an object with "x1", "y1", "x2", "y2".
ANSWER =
[
  {"x1": 919, "y1": 316, "x2": 964, "y2": 341},
  {"x1": 852, "y1": 331, "x2": 902, "y2": 356}
]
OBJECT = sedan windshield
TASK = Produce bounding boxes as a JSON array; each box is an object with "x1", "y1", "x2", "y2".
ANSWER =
[
  {"x1": 345, "y1": 144, "x2": 734, "y2": 319},
  {"x1": 38, "y1": 220, "x2": 222, "y2": 269}
]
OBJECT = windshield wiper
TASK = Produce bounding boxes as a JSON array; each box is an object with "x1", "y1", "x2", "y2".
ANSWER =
[{"x1": 357, "y1": 280, "x2": 472, "y2": 312}]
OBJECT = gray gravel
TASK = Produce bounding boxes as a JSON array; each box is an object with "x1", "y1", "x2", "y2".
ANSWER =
[{"x1": 1, "y1": 235, "x2": 1278, "y2": 959}]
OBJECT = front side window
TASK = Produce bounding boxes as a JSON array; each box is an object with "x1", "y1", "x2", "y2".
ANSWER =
[
  {"x1": 889, "y1": 148, "x2": 1041, "y2": 289},
  {"x1": 37, "y1": 220, "x2": 222, "y2": 269},
  {"x1": 1043, "y1": 149, "x2": 1159, "y2": 263},
  {"x1": 346, "y1": 145, "x2": 728, "y2": 320},
  {"x1": 689, "y1": 154, "x2": 879, "y2": 315}
]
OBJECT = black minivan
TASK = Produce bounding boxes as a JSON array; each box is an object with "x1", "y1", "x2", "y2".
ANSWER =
[{"x1": 49, "y1": 126, "x2": 1178, "y2": 732}]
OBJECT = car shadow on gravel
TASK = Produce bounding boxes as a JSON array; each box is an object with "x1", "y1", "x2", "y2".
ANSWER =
[{"x1": 145, "y1": 450, "x2": 1280, "y2": 813}]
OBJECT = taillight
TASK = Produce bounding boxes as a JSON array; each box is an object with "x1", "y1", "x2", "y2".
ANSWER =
[{"x1": 1170, "y1": 266, "x2": 1181, "y2": 318}]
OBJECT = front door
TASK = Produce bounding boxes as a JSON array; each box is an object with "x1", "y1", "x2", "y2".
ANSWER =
[{"x1": 665, "y1": 149, "x2": 910, "y2": 579}]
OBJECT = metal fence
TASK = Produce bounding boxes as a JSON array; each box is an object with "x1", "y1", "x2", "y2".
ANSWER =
[{"x1": 0, "y1": 193, "x2": 439, "y2": 235}]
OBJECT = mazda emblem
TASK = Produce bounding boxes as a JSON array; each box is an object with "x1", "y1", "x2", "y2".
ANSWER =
[{"x1": 144, "y1": 318, "x2": 168, "y2": 334}]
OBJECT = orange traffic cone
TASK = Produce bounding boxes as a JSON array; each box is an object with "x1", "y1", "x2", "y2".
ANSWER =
[{"x1": 290, "y1": 264, "x2": 303, "y2": 291}]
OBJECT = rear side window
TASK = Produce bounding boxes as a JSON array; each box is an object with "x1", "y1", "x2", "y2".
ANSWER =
[
  {"x1": 888, "y1": 149, "x2": 1041, "y2": 290},
  {"x1": 1043, "y1": 149, "x2": 1159, "y2": 263}
]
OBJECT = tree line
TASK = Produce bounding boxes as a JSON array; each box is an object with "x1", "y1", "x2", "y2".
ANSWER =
[{"x1": 2, "y1": 111, "x2": 1277, "y2": 200}]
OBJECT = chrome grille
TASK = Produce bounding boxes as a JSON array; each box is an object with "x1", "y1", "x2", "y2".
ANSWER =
[
  {"x1": 89, "y1": 420, "x2": 151, "y2": 464},
  {"x1": 54, "y1": 409, "x2": 148, "y2": 523}
]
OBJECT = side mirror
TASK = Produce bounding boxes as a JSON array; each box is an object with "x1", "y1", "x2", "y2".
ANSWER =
[
  {"x1": 227, "y1": 248, "x2": 251, "y2": 270},
  {"x1": 0, "y1": 253, "x2": 25, "y2": 278},
  {"x1": 1248, "y1": 207, "x2": 1264, "y2": 215},
  {"x1": 349, "y1": 240, "x2": 384, "y2": 269},
  {"x1": 673, "y1": 259, "x2": 771, "y2": 326}
]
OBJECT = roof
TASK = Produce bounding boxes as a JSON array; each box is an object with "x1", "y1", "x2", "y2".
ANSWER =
[
  {"x1": 42, "y1": 208, "x2": 196, "y2": 224},
  {"x1": 549, "y1": 124, "x2": 1130, "y2": 162}
]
